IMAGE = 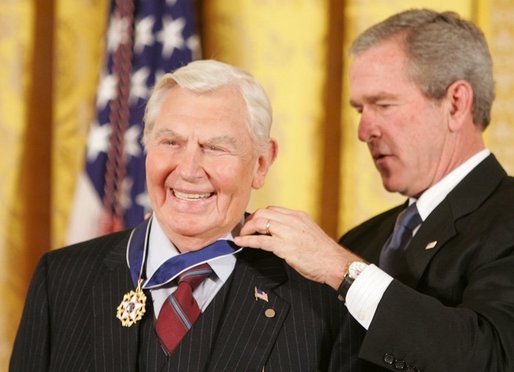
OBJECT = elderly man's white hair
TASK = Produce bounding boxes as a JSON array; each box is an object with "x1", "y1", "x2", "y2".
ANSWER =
[{"x1": 143, "y1": 59, "x2": 272, "y2": 151}]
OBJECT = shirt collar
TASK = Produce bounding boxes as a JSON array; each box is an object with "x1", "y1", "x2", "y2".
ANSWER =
[
  {"x1": 146, "y1": 214, "x2": 241, "y2": 284},
  {"x1": 413, "y1": 149, "x2": 490, "y2": 220}
]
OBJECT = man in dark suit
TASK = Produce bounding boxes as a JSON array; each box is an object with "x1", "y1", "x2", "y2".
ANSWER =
[
  {"x1": 10, "y1": 60, "x2": 352, "y2": 371},
  {"x1": 236, "y1": 9, "x2": 514, "y2": 372}
]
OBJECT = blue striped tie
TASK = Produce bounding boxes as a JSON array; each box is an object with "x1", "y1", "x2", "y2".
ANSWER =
[{"x1": 379, "y1": 203, "x2": 422, "y2": 277}]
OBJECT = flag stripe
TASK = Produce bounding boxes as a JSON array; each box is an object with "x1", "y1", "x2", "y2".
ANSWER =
[{"x1": 67, "y1": 0, "x2": 200, "y2": 243}]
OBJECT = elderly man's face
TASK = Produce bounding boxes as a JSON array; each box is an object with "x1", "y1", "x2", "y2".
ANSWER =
[{"x1": 145, "y1": 85, "x2": 271, "y2": 251}]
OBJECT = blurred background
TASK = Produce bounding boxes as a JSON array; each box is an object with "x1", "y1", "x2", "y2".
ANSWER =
[{"x1": 1, "y1": 0, "x2": 513, "y2": 368}]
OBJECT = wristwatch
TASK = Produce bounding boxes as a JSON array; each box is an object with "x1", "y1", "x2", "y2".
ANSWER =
[{"x1": 337, "y1": 261, "x2": 369, "y2": 302}]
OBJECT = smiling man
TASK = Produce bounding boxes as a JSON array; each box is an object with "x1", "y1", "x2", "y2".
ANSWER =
[
  {"x1": 10, "y1": 60, "x2": 351, "y2": 371},
  {"x1": 143, "y1": 76, "x2": 269, "y2": 252}
]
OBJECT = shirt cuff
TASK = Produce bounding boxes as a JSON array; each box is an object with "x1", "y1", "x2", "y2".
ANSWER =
[{"x1": 345, "y1": 264, "x2": 393, "y2": 329}]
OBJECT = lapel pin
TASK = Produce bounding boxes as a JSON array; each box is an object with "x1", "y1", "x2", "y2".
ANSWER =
[
  {"x1": 425, "y1": 241, "x2": 438, "y2": 250},
  {"x1": 264, "y1": 308, "x2": 276, "y2": 318},
  {"x1": 254, "y1": 287, "x2": 269, "y2": 302}
]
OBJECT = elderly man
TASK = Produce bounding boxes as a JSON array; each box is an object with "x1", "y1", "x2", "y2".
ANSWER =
[
  {"x1": 10, "y1": 60, "x2": 351, "y2": 371},
  {"x1": 237, "y1": 9, "x2": 514, "y2": 372}
]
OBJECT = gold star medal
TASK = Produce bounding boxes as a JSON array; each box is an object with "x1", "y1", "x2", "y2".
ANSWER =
[{"x1": 116, "y1": 279, "x2": 147, "y2": 327}]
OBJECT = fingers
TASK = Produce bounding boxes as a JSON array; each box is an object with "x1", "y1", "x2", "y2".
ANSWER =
[
  {"x1": 264, "y1": 219, "x2": 272, "y2": 236},
  {"x1": 236, "y1": 206, "x2": 300, "y2": 252},
  {"x1": 234, "y1": 234, "x2": 275, "y2": 253},
  {"x1": 237, "y1": 206, "x2": 356, "y2": 288},
  {"x1": 238, "y1": 214, "x2": 270, "y2": 236},
  {"x1": 240, "y1": 206, "x2": 307, "y2": 237}
]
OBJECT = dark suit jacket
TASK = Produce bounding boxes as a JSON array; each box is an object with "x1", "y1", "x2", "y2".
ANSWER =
[
  {"x1": 10, "y1": 229, "x2": 354, "y2": 371},
  {"x1": 341, "y1": 154, "x2": 514, "y2": 372}
]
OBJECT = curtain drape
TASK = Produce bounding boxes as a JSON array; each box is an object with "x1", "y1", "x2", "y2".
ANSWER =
[{"x1": 1, "y1": 0, "x2": 514, "y2": 369}]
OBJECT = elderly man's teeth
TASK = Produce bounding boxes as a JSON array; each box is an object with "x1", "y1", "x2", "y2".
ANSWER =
[{"x1": 174, "y1": 191, "x2": 212, "y2": 200}]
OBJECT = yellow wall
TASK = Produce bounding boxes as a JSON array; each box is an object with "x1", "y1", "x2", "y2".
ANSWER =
[{"x1": 1, "y1": 0, "x2": 514, "y2": 368}]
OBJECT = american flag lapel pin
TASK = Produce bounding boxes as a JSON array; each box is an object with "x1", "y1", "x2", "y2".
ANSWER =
[{"x1": 254, "y1": 287, "x2": 269, "y2": 302}]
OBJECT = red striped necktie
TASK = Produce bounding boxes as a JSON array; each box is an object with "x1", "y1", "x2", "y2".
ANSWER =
[{"x1": 155, "y1": 263, "x2": 213, "y2": 354}]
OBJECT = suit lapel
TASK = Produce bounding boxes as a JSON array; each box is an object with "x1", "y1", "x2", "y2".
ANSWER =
[
  {"x1": 405, "y1": 201, "x2": 456, "y2": 286},
  {"x1": 92, "y1": 232, "x2": 143, "y2": 372},
  {"x1": 405, "y1": 154, "x2": 506, "y2": 286},
  {"x1": 207, "y1": 249, "x2": 289, "y2": 370}
]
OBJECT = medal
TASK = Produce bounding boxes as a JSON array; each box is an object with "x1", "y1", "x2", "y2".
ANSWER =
[
  {"x1": 116, "y1": 279, "x2": 147, "y2": 327},
  {"x1": 115, "y1": 218, "x2": 152, "y2": 327},
  {"x1": 115, "y1": 216, "x2": 241, "y2": 327}
]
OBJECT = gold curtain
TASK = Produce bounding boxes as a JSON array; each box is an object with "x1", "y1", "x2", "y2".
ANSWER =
[
  {"x1": 202, "y1": 0, "x2": 335, "y2": 232},
  {"x1": 203, "y1": 0, "x2": 514, "y2": 234},
  {"x1": 0, "y1": 0, "x2": 107, "y2": 369},
  {"x1": 0, "y1": 1, "x2": 36, "y2": 366},
  {"x1": 479, "y1": 0, "x2": 514, "y2": 176},
  {"x1": 1, "y1": 0, "x2": 514, "y2": 368},
  {"x1": 53, "y1": 0, "x2": 109, "y2": 250}
]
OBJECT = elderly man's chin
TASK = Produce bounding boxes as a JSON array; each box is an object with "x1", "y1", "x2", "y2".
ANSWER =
[{"x1": 156, "y1": 207, "x2": 237, "y2": 249}]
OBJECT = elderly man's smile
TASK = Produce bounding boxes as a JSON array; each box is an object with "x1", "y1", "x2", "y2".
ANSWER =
[
  {"x1": 144, "y1": 75, "x2": 276, "y2": 251},
  {"x1": 172, "y1": 189, "x2": 214, "y2": 200}
]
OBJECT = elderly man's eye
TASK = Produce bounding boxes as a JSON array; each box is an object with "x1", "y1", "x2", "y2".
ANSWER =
[
  {"x1": 163, "y1": 139, "x2": 178, "y2": 146},
  {"x1": 203, "y1": 144, "x2": 224, "y2": 152}
]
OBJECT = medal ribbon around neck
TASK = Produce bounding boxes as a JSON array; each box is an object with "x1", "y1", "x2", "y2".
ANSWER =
[{"x1": 117, "y1": 217, "x2": 242, "y2": 327}]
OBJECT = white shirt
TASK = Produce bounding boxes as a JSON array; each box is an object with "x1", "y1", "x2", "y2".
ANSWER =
[
  {"x1": 146, "y1": 216, "x2": 238, "y2": 317},
  {"x1": 346, "y1": 149, "x2": 491, "y2": 329}
]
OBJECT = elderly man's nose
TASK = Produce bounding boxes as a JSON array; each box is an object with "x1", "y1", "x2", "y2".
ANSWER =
[{"x1": 177, "y1": 148, "x2": 204, "y2": 179}]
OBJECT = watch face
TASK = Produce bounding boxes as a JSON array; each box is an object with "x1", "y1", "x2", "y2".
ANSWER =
[{"x1": 349, "y1": 261, "x2": 368, "y2": 279}]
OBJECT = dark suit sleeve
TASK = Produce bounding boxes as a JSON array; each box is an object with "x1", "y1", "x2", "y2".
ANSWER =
[
  {"x1": 339, "y1": 163, "x2": 514, "y2": 372},
  {"x1": 328, "y1": 309, "x2": 366, "y2": 372},
  {"x1": 10, "y1": 254, "x2": 51, "y2": 372},
  {"x1": 356, "y1": 230, "x2": 514, "y2": 372}
]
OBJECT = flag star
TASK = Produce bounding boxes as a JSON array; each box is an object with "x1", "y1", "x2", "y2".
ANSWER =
[
  {"x1": 136, "y1": 191, "x2": 151, "y2": 211},
  {"x1": 124, "y1": 125, "x2": 142, "y2": 158},
  {"x1": 107, "y1": 13, "x2": 131, "y2": 52},
  {"x1": 86, "y1": 121, "x2": 112, "y2": 161},
  {"x1": 134, "y1": 16, "x2": 155, "y2": 54},
  {"x1": 97, "y1": 73, "x2": 118, "y2": 109},
  {"x1": 119, "y1": 177, "x2": 134, "y2": 210},
  {"x1": 156, "y1": 15, "x2": 185, "y2": 58},
  {"x1": 130, "y1": 67, "x2": 150, "y2": 103},
  {"x1": 154, "y1": 69, "x2": 166, "y2": 83},
  {"x1": 186, "y1": 35, "x2": 201, "y2": 59}
]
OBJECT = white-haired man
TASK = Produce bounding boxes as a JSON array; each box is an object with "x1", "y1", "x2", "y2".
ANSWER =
[{"x1": 11, "y1": 60, "x2": 353, "y2": 371}]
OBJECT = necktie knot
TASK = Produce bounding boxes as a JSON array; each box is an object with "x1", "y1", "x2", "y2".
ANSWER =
[
  {"x1": 177, "y1": 263, "x2": 213, "y2": 288},
  {"x1": 397, "y1": 203, "x2": 422, "y2": 232}
]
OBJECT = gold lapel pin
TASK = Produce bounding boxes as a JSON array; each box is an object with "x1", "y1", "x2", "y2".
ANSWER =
[
  {"x1": 264, "y1": 308, "x2": 276, "y2": 318},
  {"x1": 425, "y1": 241, "x2": 437, "y2": 250}
]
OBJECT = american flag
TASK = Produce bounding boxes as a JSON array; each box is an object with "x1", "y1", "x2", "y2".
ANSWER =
[
  {"x1": 67, "y1": 0, "x2": 200, "y2": 244},
  {"x1": 254, "y1": 287, "x2": 269, "y2": 302}
]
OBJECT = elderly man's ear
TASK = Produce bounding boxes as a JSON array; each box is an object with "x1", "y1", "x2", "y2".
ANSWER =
[{"x1": 251, "y1": 139, "x2": 278, "y2": 189}]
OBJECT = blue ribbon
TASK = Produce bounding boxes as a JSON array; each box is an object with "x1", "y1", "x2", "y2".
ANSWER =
[
  {"x1": 126, "y1": 217, "x2": 241, "y2": 289},
  {"x1": 127, "y1": 218, "x2": 152, "y2": 286}
]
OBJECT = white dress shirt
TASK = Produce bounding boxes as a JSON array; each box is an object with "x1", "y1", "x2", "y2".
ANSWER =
[
  {"x1": 146, "y1": 216, "x2": 238, "y2": 318},
  {"x1": 346, "y1": 149, "x2": 490, "y2": 329}
]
